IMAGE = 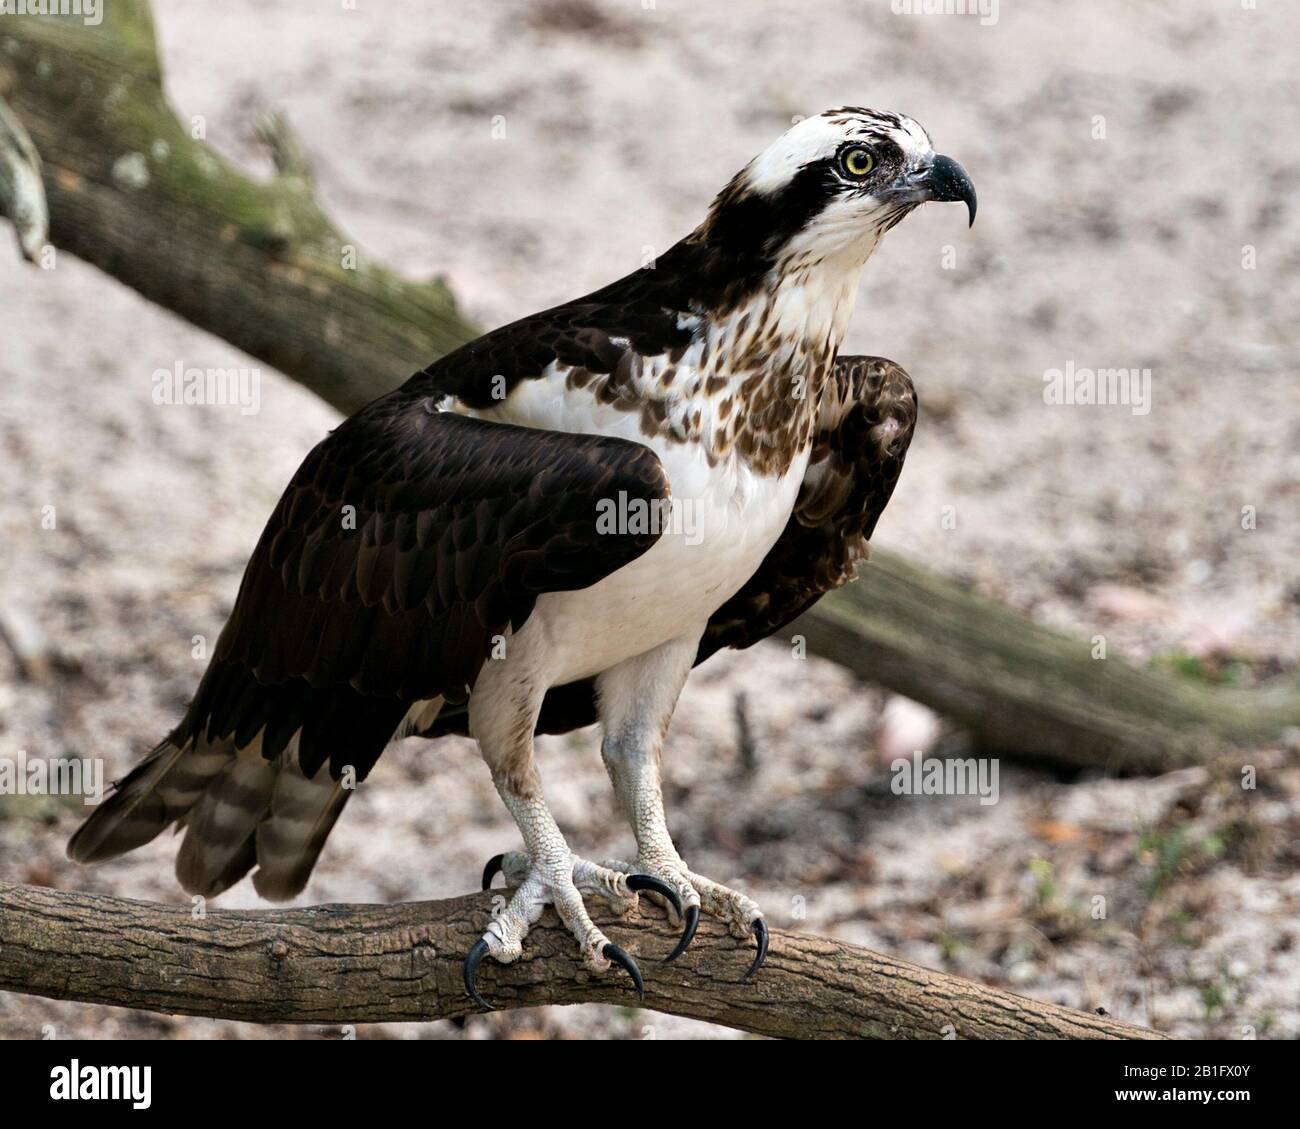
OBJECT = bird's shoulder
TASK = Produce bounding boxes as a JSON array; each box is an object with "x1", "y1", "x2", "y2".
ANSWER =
[
  {"x1": 290, "y1": 388, "x2": 667, "y2": 510},
  {"x1": 799, "y1": 355, "x2": 917, "y2": 530},
  {"x1": 407, "y1": 246, "x2": 705, "y2": 410}
]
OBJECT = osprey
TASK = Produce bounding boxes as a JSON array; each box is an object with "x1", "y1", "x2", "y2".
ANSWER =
[{"x1": 69, "y1": 107, "x2": 975, "y2": 1007}]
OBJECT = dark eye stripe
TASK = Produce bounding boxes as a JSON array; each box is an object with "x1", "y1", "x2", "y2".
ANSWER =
[{"x1": 873, "y1": 138, "x2": 905, "y2": 167}]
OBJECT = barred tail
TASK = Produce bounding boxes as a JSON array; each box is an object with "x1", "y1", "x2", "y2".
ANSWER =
[
  {"x1": 67, "y1": 738, "x2": 228, "y2": 865},
  {"x1": 69, "y1": 734, "x2": 352, "y2": 902},
  {"x1": 66, "y1": 665, "x2": 438, "y2": 899}
]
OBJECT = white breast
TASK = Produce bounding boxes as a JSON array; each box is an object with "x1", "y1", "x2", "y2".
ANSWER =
[{"x1": 531, "y1": 434, "x2": 808, "y2": 684}]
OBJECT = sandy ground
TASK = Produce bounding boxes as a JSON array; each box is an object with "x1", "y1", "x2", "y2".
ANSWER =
[{"x1": 1, "y1": 0, "x2": 1297, "y2": 1039}]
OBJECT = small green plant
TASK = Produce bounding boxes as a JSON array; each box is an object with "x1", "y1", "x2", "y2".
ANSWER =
[
  {"x1": 1153, "y1": 650, "x2": 1253, "y2": 687},
  {"x1": 935, "y1": 931, "x2": 965, "y2": 962},
  {"x1": 1027, "y1": 856, "x2": 1057, "y2": 903},
  {"x1": 1199, "y1": 982, "x2": 1225, "y2": 1018},
  {"x1": 1139, "y1": 827, "x2": 1228, "y2": 895}
]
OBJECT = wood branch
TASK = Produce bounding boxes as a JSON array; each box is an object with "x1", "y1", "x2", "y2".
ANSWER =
[
  {"x1": 2, "y1": 3, "x2": 1295, "y2": 773},
  {"x1": 788, "y1": 550, "x2": 1300, "y2": 775},
  {"x1": 0, "y1": 884, "x2": 1164, "y2": 1039}
]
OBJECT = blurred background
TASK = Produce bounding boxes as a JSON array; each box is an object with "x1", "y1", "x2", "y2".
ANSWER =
[{"x1": 1, "y1": 0, "x2": 1297, "y2": 1039}]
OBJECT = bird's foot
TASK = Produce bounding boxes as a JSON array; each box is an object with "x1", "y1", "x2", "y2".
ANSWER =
[
  {"x1": 466, "y1": 850, "x2": 684, "y2": 1010},
  {"x1": 602, "y1": 854, "x2": 767, "y2": 976}
]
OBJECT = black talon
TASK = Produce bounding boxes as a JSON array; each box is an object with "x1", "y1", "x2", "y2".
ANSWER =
[
  {"x1": 625, "y1": 874, "x2": 684, "y2": 919},
  {"x1": 744, "y1": 918, "x2": 768, "y2": 980},
  {"x1": 463, "y1": 939, "x2": 493, "y2": 1010},
  {"x1": 481, "y1": 854, "x2": 505, "y2": 891},
  {"x1": 602, "y1": 942, "x2": 644, "y2": 1001},
  {"x1": 665, "y1": 905, "x2": 699, "y2": 963}
]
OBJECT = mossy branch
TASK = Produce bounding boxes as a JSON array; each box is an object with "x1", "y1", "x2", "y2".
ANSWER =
[{"x1": 789, "y1": 550, "x2": 1299, "y2": 775}]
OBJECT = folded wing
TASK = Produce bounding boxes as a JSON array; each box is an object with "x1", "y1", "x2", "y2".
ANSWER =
[{"x1": 70, "y1": 395, "x2": 668, "y2": 896}]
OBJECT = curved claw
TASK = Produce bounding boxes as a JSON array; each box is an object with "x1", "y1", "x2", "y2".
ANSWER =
[
  {"x1": 743, "y1": 918, "x2": 768, "y2": 980},
  {"x1": 602, "y1": 942, "x2": 644, "y2": 1001},
  {"x1": 625, "y1": 873, "x2": 684, "y2": 919},
  {"x1": 463, "y1": 938, "x2": 493, "y2": 1010},
  {"x1": 664, "y1": 905, "x2": 699, "y2": 963},
  {"x1": 481, "y1": 854, "x2": 505, "y2": 891}
]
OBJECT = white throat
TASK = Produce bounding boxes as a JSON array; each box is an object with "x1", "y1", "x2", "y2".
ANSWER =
[{"x1": 711, "y1": 232, "x2": 879, "y2": 368}]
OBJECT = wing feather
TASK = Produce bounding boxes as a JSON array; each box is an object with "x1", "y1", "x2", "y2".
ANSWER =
[{"x1": 177, "y1": 397, "x2": 668, "y2": 780}]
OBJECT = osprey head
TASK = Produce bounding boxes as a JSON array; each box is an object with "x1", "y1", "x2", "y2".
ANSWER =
[{"x1": 700, "y1": 107, "x2": 975, "y2": 277}]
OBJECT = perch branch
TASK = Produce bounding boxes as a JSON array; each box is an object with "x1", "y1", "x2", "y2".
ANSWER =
[
  {"x1": 0, "y1": 884, "x2": 1164, "y2": 1039},
  {"x1": 2, "y1": 3, "x2": 1295, "y2": 769}
]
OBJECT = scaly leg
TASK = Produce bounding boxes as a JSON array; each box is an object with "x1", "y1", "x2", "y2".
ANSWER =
[
  {"x1": 462, "y1": 662, "x2": 681, "y2": 1009},
  {"x1": 596, "y1": 635, "x2": 768, "y2": 975}
]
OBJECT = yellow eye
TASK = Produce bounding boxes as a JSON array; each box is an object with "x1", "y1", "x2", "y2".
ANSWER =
[{"x1": 841, "y1": 146, "x2": 875, "y2": 178}]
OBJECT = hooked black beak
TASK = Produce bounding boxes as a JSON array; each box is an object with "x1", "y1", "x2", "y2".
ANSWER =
[{"x1": 926, "y1": 154, "x2": 977, "y2": 227}]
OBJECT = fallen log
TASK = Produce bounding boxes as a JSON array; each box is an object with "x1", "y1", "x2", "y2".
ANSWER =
[{"x1": 791, "y1": 550, "x2": 1299, "y2": 774}]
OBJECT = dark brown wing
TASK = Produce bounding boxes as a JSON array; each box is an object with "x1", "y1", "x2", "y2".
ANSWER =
[
  {"x1": 181, "y1": 393, "x2": 668, "y2": 781},
  {"x1": 425, "y1": 356, "x2": 917, "y2": 739},
  {"x1": 69, "y1": 392, "x2": 669, "y2": 895}
]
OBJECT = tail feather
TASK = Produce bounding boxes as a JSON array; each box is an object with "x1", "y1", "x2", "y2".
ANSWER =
[
  {"x1": 253, "y1": 755, "x2": 350, "y2": 902},
  {"x1": 174, "y1": 742, "x2": 275, "y2": 897},
  {"x1": 70, "y1": 731, "x2": 356, "y2": 902},
  {"x1": 67, "y1": 675, "x2": 438, "y2": 897},
  {"x1": 68, "y1": 740, "x2": 208, "y2": 864}
]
